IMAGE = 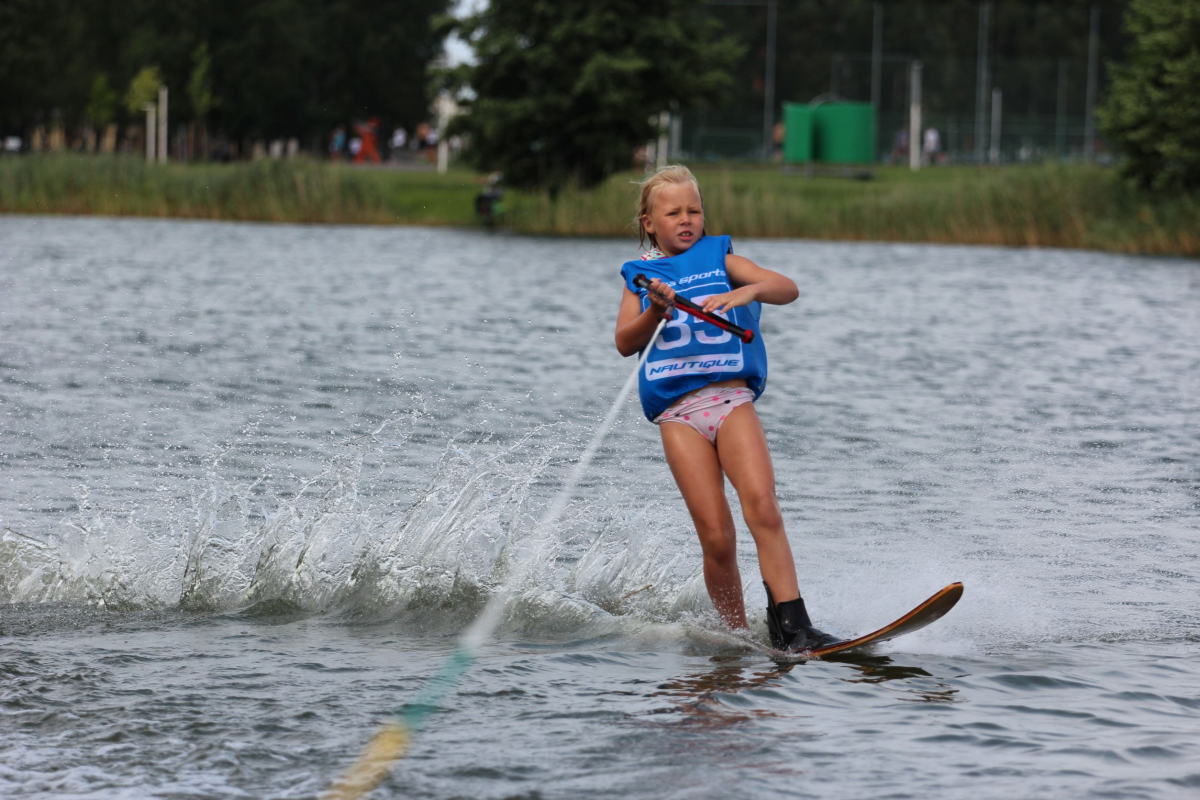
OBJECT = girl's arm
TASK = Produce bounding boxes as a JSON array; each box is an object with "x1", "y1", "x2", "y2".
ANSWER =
[
  {"x1": 698, "y1": 254, "x2": 798, "y2": 314},
  {"x1": 615, "y1": 279, "x2": 674, "y2": 357}
]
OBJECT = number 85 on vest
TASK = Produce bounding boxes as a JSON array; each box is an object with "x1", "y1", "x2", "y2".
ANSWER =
[{"x1": 656, "y1": 296, "x2": 734, "y2": 350}]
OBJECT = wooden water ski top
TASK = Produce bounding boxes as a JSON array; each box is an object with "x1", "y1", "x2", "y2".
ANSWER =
[{"x1": 810, "y1": 582, "x2": 964, "y2": 659}]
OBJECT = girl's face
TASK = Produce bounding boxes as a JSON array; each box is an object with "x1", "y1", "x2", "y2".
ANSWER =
[{"x1": 643, "y1": 182, "x2": 703, "y2": 256}]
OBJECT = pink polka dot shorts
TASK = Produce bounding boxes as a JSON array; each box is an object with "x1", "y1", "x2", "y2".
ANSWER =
[{"x1": 653, "y1": 385, "x2": 755, "y2": 445}]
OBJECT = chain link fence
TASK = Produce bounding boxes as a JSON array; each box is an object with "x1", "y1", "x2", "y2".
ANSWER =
[{"x1": 674, "y1": 51, "x2": 1111, "y2": 165}]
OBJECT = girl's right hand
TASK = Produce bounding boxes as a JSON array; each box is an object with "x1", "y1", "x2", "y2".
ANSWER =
[{"x1": 648, "y1": 278, "x2": 675, "y2": 319}]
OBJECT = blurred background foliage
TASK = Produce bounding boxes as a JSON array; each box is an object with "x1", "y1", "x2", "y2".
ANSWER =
[
  {"x1": 1099, "y1": 0, "x2": 1200, "y2": 191},
  {"x1": 445, "y1": 0, "x2": 743, "y2": 193},
  {"x1": 0, "y1": 0, "x2": 1132, "y2": 149},
  {"x1": 1, "y1": 0, "x2": 1198, "y2": 196},
  {"x1": 0, "y1": 0, "x2": 451, "y2": 144}
]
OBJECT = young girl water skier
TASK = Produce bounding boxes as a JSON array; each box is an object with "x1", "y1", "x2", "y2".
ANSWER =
[{"x1": 614, "y1": 165, "x2": 837, "y2": 653}]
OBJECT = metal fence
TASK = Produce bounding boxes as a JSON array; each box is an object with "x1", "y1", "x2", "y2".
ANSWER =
[
  {"x1": 676, "y1": 0, "x2": 1111, "y2": 170},
  {"x1": 673, "y1": 48, "x2": 1111, "y2": 166}
]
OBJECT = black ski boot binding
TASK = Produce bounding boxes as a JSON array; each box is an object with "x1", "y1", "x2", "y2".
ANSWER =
[{"x1": 764, "y1": 582, "x2": 840, "y2": 653}]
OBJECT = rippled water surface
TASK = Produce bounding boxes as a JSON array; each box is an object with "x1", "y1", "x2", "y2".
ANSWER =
[{"x1": 2, "y1": 216, "x2": 1198, "y2": 798}]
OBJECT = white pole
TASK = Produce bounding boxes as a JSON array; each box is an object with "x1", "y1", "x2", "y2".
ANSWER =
[
  {"x1": 144, "y1": 103, "x2": 156, "y2": 163},
  {"x1": 990, "y1": 87, "x2": 1001, "y2": 164},
  {"x1": 909, "y1": 60, "x2": 922, "y2": 172},
  {"x1": 657, "y1": 111, "x2": 669, "y2": 170},
  {"x1": 436, "y1": 140, "x2": 448, "y2": 174},
  {"x1": 158, "y1": 86, "x2": 168, "y2": 164},
  {"x1": 434, "y1": 91, "x2": 455, "y2": 174}
]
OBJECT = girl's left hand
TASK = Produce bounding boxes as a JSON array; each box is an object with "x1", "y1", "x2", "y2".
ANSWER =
[{"x1": 700, "y1": 285, "x2": 758, "y2": 314}]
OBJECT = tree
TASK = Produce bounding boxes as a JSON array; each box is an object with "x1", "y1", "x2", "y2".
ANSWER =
[
  {"x1": 125, "y1": 65, "x2": 162, "y2": 116},
  {"x1": 450, "y1": 0, "x2": 743, "y2": 193},
  {"x1": 187, "y1": 42, "x2": 217, "y2": 120},
  {"x1": 188, "y1": 41, "x2": 217, "y2": 160},
  {"x1": 0, "y1": 0, "x2": 87, "y2": 134},
  {"x1": 0, "y1": 0, "x2": 451, "y2": 152},
  {"x1": 1099, "y1": 0, "x2": 1200, "y2": 192},
  {"x1": 86, "y1": 74, "x2": 118, "y2": 129},
  {"x1": 203, "y1": 0, "x2": 450, "y2": 142}
]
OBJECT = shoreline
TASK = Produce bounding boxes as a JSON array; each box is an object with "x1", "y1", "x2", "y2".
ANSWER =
[
  {"x1": 2, "y1": 155, "x2": 1197, "y2": 256},
  {"x1": 9, "y1": 210, "x2": 1197, "y2": 262}
]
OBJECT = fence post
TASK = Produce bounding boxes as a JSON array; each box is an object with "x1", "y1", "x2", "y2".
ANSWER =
[
  {"x1": 1056, "y1": 59, "x2": 1068, "y2": 159},
  {"x1": 909, "y1": 60, "x2": 922, "y2": 172},
  {"x1": 871, "y1": 2, "x2": 883, "y2": 161},
  {"x1": 158, "y1": 86, "x2": 168, "y2": 164},
  {"x1": 975, "y1": 1, "x2": 991, "y2": 163},
  {"x1": 1084, "y1": 5, "x2": 1100, "y2": 161},
  {"x1": 657, "y1": 111, "x2": 669, "y2": 170},
  {"x1": 762, "y1": 0, "x2": 777, "y2": 161},
  {"x1": 144, "y1": 103, "x2": 156, "y2": 163},
  {"x1": 990, "y1": 88, "x2": 1002, "y2": 165}
]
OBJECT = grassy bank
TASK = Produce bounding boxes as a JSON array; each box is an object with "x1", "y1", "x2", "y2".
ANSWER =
[
  {"x1": 536, "y1": 164, "x2": 1200, "y2": 255},
  {"x1": 2, "y1": 155, "x2": 1197, "y2": 255},
  {"x1": 0, "y1": 155, "x2": 483, "y2": 226}
]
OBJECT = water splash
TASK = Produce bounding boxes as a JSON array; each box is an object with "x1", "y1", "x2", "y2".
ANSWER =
[{"x1": 0, "y1": 415, "x2": 717, "y2": 637}]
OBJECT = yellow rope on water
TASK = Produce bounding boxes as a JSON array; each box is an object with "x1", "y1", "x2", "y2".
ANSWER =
[
  {"x1": 321, "y1": 319, "x2": 669, "y2": 799},
  {"x1": 320, "y1": 720, "x2": 411, "y2": 800}
]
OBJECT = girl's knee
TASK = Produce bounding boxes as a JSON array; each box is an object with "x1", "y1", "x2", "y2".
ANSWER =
[
  {"x1": 703, "y1": 547, "x2": 737, "y2": 574},
  {"x1": 696, "y1": 526, "x2": 737, "y2": 566},
  {"x1": 741, "y1": 491, "x2": 783, "y2": 530}
]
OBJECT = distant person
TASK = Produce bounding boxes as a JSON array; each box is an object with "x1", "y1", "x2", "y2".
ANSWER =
[
  {"x1": 414, "y1": 122, "x2": 435, "y2": 161},
  {"x1": 390, "y1": 126, "x2": 407, "y2": 161},
  {"x1": 425, "y1": 128, "x2": 440, "y2": 163},
  {"x1": 329, "y1": 125, "x2": 346, "y2": 161},
  {"x1": 409, "y1": 122, "x2": 427, "y2": 153},
  {"x1": 923, "y1": 126, "x2": 941, "y2": 166},
  {"x1": 348, "y1": 136, "x2": 363, "y2": 160},
  {"x1": 414, "y1": 122, "x2": 431, "y2": 148},
  {"x1": 352, "y1": 118, "x2": 381, "y2": 164},
  {"x1": 892, "y1": 128, "x2": 909, "y2": 165},
  {"x1": 475, "y1": 171, "x2": 505, "y2": 225},
  {"x1": 614, "y1": 165, "x2": 839, "y2": 654},
  {"x1": 1018, "y1": 137, "x2": 1034, "y2": 162}
]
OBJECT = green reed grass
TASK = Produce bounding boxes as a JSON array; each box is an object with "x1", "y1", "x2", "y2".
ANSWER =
[
  {"x1": 511, "y1": 164, "x2": 1200, "y2": 256},
  {"x1": 3, "y1": 155, "x2": 1196, "y2": 255},
  {"x1": 0, "y1": 154, "x2": 481, "y2": 226}
]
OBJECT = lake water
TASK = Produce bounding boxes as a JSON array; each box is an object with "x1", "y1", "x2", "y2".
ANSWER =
[{"x1": 1, "y1": 215, "x2": 1198, "y2": 799}]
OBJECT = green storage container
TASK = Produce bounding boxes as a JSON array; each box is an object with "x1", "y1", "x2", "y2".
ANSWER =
[
  {"x1": 813, "y1": 102, "x2": 875, "y2": 164},
  {"x1": 782, "y1": 103, "x2": 814, "y2": 163}
]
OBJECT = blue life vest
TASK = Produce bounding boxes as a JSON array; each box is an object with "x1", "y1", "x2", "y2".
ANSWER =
[{"x1": 620, "y1": 235, "x2": 768, "y2": 422}]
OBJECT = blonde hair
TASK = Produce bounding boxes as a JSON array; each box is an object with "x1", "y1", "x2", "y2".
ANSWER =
[{"x1": 635, "y1": 165, "x2": 705, "y2": 249}]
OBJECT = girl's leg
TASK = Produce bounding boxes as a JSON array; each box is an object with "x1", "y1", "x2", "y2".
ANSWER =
[
  {"x1": 714, "y1": 403, "x2": 801, "y2": 604},
  {"x1": 660, "y1": 423, "x2": 748, "y2": 630}
]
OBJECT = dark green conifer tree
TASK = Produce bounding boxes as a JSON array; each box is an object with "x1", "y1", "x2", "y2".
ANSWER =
[
  {"x1": 448, "y1": 0, "x2": 743, "y2": 193},
  {"x1": 1100, "y1": 0, "x2": 1200, "y2": 191}
]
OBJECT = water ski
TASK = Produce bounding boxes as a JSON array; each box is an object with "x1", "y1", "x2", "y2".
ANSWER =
[{"x1": 805, "y1": 582, "x2": 964, "y2": 659}]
